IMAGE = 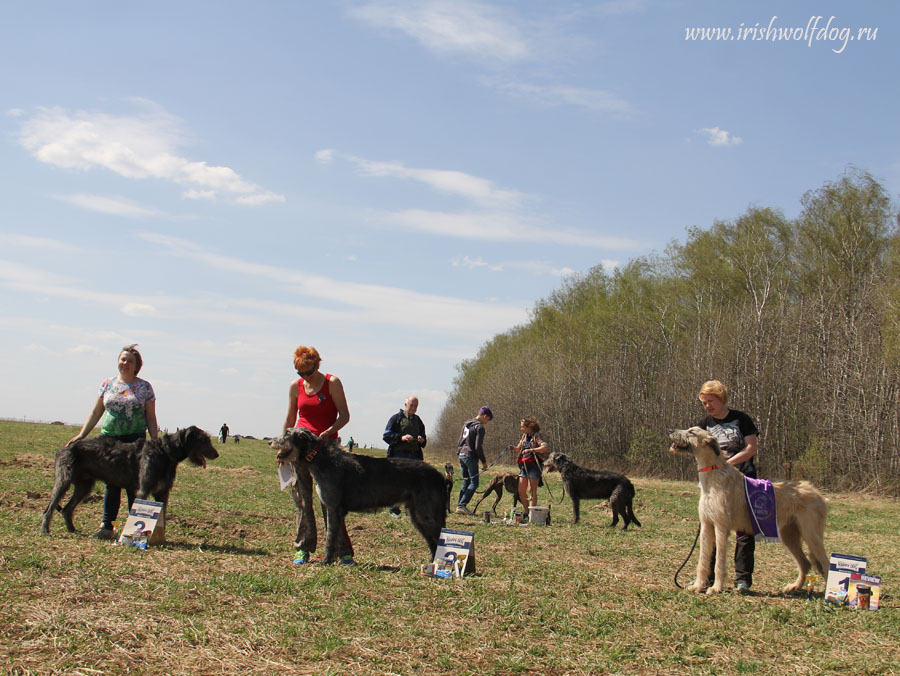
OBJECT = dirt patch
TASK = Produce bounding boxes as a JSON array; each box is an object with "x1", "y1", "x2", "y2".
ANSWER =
[{"x1": 0, "y1": 453, "x2": 53, "y2": 469}]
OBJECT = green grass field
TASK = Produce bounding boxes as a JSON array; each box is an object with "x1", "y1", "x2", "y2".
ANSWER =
[{"x1": 1, "y1": 420, "x2": 897, "y2": 675}]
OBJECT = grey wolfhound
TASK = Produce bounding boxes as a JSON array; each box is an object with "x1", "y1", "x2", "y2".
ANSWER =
[
  {"x1": 669, "y1": 427, "x2": 828, "y2": 594},
  {"x1": 543, "y1": 451, "x2": 641, "y2": 529},
  {"x1": 271, "y1": 428, "x2": 446, "y2": 564},
  {"x1": 40, "y1": 426, "x2": 219, "y2": 542}
]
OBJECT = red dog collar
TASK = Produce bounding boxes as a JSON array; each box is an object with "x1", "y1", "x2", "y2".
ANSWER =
[{"x1": 699, "y1": 465, "x2": 719, "y2": 472}]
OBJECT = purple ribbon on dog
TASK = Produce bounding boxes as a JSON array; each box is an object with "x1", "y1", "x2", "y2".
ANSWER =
[{"x1": 743, "y1": 477, "x2": 779, "y2": 542}]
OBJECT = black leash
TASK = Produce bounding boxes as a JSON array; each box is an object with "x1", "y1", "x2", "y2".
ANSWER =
[{"x1": 674, "y1": 523, "x2": 702, "y2": 589}]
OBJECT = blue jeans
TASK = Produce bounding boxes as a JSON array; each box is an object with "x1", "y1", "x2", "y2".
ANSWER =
[{"x1": 458, "y1": 454, "x2": 480, "y2": 507}]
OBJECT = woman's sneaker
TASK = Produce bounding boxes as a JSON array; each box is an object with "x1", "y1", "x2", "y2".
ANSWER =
[
  {"x1": 293, "y1": 549, "x2": 310, "y2": 565},
  {"x1": 91, "y1": 527, "x2": 116, "y2": 541},
  {"x1": 340, "y1": 555, "x2": 356, "y2": 566}
]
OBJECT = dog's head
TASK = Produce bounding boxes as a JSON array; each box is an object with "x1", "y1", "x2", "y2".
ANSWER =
[
  {"x1": 543, "y1": 451, "x2": 567, "y2": 473},
  {"x1": 175, "y1": 426, "x2": 219, "y2": 468},
  {"x1": 668, "y1": 427, "x2": 720, "y2": 461},
  {"x1": 444, "y1": 463, "x2": 454, "y2": 478},
  {"x1": 269, "y1": 427, "x2": 320, "y2": 463}
]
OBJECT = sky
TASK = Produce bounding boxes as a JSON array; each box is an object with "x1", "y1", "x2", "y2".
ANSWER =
[{"x1": 1, "y1": 1, "x2": 897, "y2": 446}]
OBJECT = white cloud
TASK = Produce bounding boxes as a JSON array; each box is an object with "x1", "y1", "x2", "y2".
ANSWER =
[
  {"x1": 56, "y1": 193, "x2": 164, "y2": 218},
  {"x1": 372, "y1": 208, "x2": 638, "y2": 249},
  {"x1": 484, "y1": 78, "x2": 634, "y2": 116},
  {"x1": 69, "y1": 344, "x2": 104, "y2": 356},
  {"x1": 18, "y1": 103, "x2": 285, "y2": 205},
  {"x1": 121, "y1": 303, "x2": 159, "y2": 317},
  {"x1": 452, "y1": 255, "x2": 576, "y2": 276},
  {"x1": 0, "y1": 233, "x2": 79, "y2": 251},
  {"x1": 349, "y1": 0, "x2": 529, "y2": 63},
  {"x1": 329, "y1": 151, "x2": 526, "y2": 207},
  {"x1": 697, "y1": 126, "x2": 743, "y2": 147},
  {"x1": 315, "y1": 148, "x2": 335, "y2": 163},
  {"x1": 136, "y1": 232, "x2": 528, "y2": 334}
]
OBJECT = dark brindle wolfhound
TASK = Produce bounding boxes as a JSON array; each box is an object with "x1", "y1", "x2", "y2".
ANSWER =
[
  {"x1": 40, "y1": 426, "x2": 218, "y2": 543},
  {"x1": 271, "y1": 428, "x2": 447, "y2": 564},
  {"x1": 543, "y1": 451, "x2": 641, "y2": 529},
  {"x1": 472, "y1": 472, "x2": 522, "y2": 516}
]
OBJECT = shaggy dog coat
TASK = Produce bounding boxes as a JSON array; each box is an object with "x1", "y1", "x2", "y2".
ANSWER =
[
  {"x1": 543, "y1": 451, "x2": 641, "y2": 529},
  {"x1": 669, "y1": 426, "x2": 828, "y2": 594}
]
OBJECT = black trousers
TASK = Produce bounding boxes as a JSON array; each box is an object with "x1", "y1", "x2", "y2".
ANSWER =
[{"x1": 707, "y1": 531, "x2": 756, "y2": 586}]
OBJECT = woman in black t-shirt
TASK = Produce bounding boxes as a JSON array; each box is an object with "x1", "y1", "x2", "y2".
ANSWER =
[{"x1": 696, "y1": 380, "x2": 760, "y2": 593}]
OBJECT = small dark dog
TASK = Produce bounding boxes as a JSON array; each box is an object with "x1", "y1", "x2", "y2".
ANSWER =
[
  {"x1": 40, "y1": 426, "x2": 219, "y2": 542},
  {"x1": 444, "y1": 463, "x2": 454, "y2": 514},
  {"x1": 543, "y1": 451, "x2": 641, "y2": 529},
  {"x1": 472, "y1": 472, "x2": 522, "y2": 516},
  {"x1": 271, "y1": 428, "x2": 447, "y2": 564}
]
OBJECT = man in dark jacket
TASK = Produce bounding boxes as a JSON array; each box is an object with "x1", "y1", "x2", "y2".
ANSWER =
[{"x1": 383, "y1": 396, "x2": 427, "y2": 517}]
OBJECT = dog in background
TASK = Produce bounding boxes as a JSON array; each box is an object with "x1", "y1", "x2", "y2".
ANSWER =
[
  {"x1": 40, "y1": 426, "x2": 218, "y2": 543},
  {"x1": 472, "y1": 472, "x2": 522, "y2": 516},
  {"x1": 669, "y1": 427, "x2": 828, "y2": 594},
  {"x1": 543, "y1": 452, "x2": 641, "y2": 529},
  {"x1": 443, "y1": 463, "x2": 454, "y2": 514},
  {"x1": 271, "y1": 428, "x2": 446, "y2": 563}
]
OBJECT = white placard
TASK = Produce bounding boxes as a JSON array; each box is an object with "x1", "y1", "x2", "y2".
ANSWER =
[
  {"x1": 117, "y1": 499, "x2": 164, "y2": 549},
  {"x1": 431, "y1": 528, "x2": 475, "y2": 577}
]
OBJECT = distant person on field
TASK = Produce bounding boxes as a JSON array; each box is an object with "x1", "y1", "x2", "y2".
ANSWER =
[
  {"x1": 347, "y1": 437, "x2": 355, "y2": 452},
  {"x1": 512, "y1": 416, "x2": 549, "y2": 510},
  {"x1": 695, "y1": 379, "x2": 760, "y2": 594},
  {"x1": 456, "y1": 406, "x2": 492, "y2": 516},
  {"x1": 383, "y1": 396, "x2": 427, "y2": 517},
  {"x1": 67, "y1": 344, "x2": 158, "y2": 540},
  {"x1": 219, "y1": 422, "x2": 229, "y2": 444},
  {"x1": 280, "y1": 345, "x2": 354, "y2": 565}
]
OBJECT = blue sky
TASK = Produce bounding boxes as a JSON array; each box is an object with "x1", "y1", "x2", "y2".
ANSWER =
[{"x1": 1, "y1": 1, "x2": 897, "y2": 444}]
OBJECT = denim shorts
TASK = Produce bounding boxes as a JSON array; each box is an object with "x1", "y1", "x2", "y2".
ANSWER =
[{"x1": 519, "y1": 464, "x2": 541, "y2": 480}]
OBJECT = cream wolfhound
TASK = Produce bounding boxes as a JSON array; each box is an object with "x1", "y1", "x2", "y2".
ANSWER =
[{"x1": 669, "y1": 427, "x2": 828, "y2": 594}]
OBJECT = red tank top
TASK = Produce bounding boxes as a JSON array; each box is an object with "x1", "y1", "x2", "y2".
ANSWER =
[{"x1": 296, "y1": 374, "x2": 338, "y2": 437}]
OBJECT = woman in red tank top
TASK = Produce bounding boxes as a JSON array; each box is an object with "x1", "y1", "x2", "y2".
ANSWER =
[
  {"x1": 283, "y1": 347, "x2": 349, "y2": 438},
  {"x1": 280, "y1": 345, "x2": 353, "y2": 564}
]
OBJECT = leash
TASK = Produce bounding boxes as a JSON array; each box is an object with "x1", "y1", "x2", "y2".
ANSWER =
[
  {"x1": 674, "y1": 523, "x2": 702, "y2": 589},
  {"x1": 463, "y1": 446, "x2": 510, "y2": 481}
]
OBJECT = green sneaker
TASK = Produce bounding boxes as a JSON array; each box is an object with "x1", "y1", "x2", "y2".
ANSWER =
[
  {"x1": 292, "y1": 549, "x2": 310, "y2": 565},
  {"x1": 339, "y1": 555, "x2": 356, "y2": 566}
]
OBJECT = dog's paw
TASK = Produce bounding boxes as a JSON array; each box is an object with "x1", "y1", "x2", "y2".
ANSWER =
[{"x1": 706, "y1": 584, "x2": 723, "y2": 594}]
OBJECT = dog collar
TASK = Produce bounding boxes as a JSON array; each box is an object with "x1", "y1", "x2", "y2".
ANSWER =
[
  {"x1": 305, "y1": 438, "x2": 326, "y2": 462},
  {"x1": 699, "y1": 465, "x2": 719, "y2": 472}
]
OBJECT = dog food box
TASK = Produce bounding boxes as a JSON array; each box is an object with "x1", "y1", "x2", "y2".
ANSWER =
[
  {"x1": 847, "y1": 573, "x2": 881, "y2": 610},
  {"x1": 825, "y1": 553, "x2": 866, "y2": 604}
]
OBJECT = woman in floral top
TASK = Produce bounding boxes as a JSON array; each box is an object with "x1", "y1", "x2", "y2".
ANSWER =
[{"x1": 67, "y1": 344, "x2": 158, "y2": 539}]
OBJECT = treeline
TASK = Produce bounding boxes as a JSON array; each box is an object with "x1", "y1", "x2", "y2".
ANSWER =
[{"x1": 433, "y1": 170, "x2": 900, "y2": 494}]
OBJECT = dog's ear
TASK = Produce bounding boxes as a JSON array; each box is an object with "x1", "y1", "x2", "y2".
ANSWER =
[
  {"x1": 289, "y1": 427, "x2": 320, "y2": 447},
  {"x1": 693, "y1": 427, "x2": 721, "y2": 456}
]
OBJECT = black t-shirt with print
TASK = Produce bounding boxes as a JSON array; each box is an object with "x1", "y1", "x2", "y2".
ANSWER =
[{"x1": 696, "y1": 408, "x2": 759, "y2": 478}]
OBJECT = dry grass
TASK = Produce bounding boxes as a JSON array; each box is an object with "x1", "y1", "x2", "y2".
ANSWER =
[{"x1": 1, "y1": 420, "x2": 897, "y2": 675}]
